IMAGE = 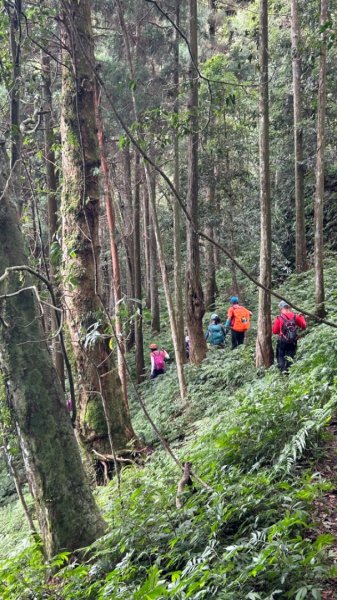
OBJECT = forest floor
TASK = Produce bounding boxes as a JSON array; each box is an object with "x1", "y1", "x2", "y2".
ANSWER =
[
  {"x1": 314, "y1": 421, "x2": 337, "y2": 600},
  {"x1": 1, "y1": 262, "x2": 337, "y2": 598}
]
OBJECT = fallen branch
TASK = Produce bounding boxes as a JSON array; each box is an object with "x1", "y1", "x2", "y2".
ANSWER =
[{"x1": 92, "y1": 448, "x2": 135, "y2": 464}]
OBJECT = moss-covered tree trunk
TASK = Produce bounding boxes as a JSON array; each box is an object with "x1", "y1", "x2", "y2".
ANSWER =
[
  {"x1": 60, "y1": 0, "x2": 135, "y2": 456},
  {"x1": 41, "y1": 52, "x2": 65, "y2": 387},
  {"x1": 7, "y1": 0, "x2": 22, "y2": 214},
  {"x1": 0, "y1": 145, "x2": 106, "y2": 559}
]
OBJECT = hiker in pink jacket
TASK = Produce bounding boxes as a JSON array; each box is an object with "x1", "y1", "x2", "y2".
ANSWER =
[{"x1": 149, "y1": 344, "x2": 169, "y2": 379}]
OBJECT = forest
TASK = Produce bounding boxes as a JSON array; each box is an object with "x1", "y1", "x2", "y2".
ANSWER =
[{"x1": 0, "y1": 0, "x2": 337, "y2": 598}]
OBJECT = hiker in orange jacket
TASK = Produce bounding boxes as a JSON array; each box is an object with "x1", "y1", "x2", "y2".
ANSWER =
[
  {"x1": 149, "y1": 344, "x2": 169, "y2": 379},
  {"x1": 272, "y1": 301, "x2": 307, "y2": 372},
  {"x1": 225, "y1": 296, "x2": 252, "y2": 349}
]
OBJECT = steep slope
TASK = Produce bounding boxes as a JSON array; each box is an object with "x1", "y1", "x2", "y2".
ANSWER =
[{"x1": 1, "y1": 261, "x2": 337, "y2": 598}]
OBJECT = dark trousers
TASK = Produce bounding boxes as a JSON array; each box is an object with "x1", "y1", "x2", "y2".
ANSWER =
[
  {"x1": 231, "y1": 330, "x2": 245, "y2": 349},
  {"x1": 150, "y1": 368, "x2": 165, "y2": 380},
  {"x1": 276, "y1": 339, "x2": 297, "y2": 372}
]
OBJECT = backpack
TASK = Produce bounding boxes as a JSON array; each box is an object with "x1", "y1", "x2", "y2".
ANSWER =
[
  {"x1": 232, "y1": 306, "x2": 251, "y2": 332},
  {"x1": 208, "y1": 324, "x2": 225, "y2": 346},
  {"x1": 153, "y1": 350, "x2": 165, "y2": 370},
  {"x1": 280, "y1": 315, "x2": 297, "y2": 344}
]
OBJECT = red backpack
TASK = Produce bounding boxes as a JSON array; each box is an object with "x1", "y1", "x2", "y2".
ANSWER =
[
  {"x1": 153, "y1": 350, "x2": 165, "y2": 370},
  {"x1": 280, "y1": 315, "x2": 298, "y2": 344}
]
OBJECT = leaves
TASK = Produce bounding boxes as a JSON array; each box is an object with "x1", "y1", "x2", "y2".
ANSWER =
[{"x1": 3, "y1": 264, "x2": 337, "y2": 598}]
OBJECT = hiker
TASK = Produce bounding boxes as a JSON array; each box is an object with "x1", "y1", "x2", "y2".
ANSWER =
[
  {"x1": 149, "y1": 344, "x2": 169, "y2": 379},
  {"x1": 205, "y1": 314, "x2": 227, "y2": 348},
  {"x1": 272, "y1": 300, "x2": 307, "y2": 372},
  {"x1": 225, "y1": 296, "x2": 252, "y2": 349}
]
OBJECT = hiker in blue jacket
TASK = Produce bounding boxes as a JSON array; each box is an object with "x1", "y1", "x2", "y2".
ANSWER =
[{"x1": 205, "y1": 314, "x2": 226, "y2": 348}]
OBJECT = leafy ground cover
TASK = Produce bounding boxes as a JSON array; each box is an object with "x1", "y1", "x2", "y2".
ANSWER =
[{"x1": 1, "y1": 262, "x2": 337, "y2": 599}]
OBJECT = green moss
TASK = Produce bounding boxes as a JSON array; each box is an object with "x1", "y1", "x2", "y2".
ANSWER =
[
  {"x1": 66, "y1": 130, "x2": 80, "y2": 150},
  {"x1": 83, "y1": 400, "x2": 107, "y2": 437}
]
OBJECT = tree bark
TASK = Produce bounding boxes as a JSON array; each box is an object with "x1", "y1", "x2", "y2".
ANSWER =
[
  {"x1": 205, "y1": 176, "x2": 217, "y2": 311},
  {"x1": 314, "y1": 0, "x2": 328, "y2": 319},
  {"x1": 122, "y1": 147, "x2": 136, "y2": 351},
  {"x1": 146, "y1": 164, "x2": 187, "y2": 401},
  {"x1": 41, "y1": 52, "x2": 65, "y2": 388},
  {"x1": 228, "y1": 208, "x2": 240, "y2": 297},
  {"x1": 149, "y1": 173, "x2": 160, "y2": 333},
  {"x1": 142, "y1": 174, "x2": 152, "y2": 309},
  {"x1": 208, "y1": 0, "x2": 216, "y2": 39},
  {"x1": 186, "y1": 0, "x2": 207, "y2": 365},
  {"x1": 291, "y1": 0, "x2": 308, "y2": 273},
  {"x1": 0, "y1": 145, "x2": 106, "y2": 559},
  {"x1": 225, "y1": 155, "x2": 240, "y2": 296},
  {"x1": 255, "y1": 0, "x2": 273, "y2": 368},
  {"x1": 134, "y1": 153, "x2": 146, "y2": 382},
  {"x1": 7, "y1": 0, "x2": 22, "y2": 213},
  {"x1": 95, "y1": 84, "x2": 129, "y2": 413},
  {"x1": 173, "y1": 0, "x2": 185, "y2": 360},
  {"x1": 60, "y1": 0, "x2": 135, "y2": 457},
  {"x1": 115, "y1": 0, "x2": 146, "y2": 367}
]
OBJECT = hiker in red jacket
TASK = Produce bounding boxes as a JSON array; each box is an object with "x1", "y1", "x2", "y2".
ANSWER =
[
  {"x1": 149, "y1": 344, "x2": 169, "y2": 379},
  {"x1": 272, "y1": 301, "x2": 307, "y2": 372}
]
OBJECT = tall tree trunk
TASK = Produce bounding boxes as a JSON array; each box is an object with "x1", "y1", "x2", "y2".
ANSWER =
[
  {"x1": 122, "y1": 147, "x2": 136, "y2": 351},
  {"x1": 41, "y1": 52, "x2": 65, "y2": 388},
  {"x1": 0, "y1": 145, "x2": 106, "y2": 559},
  {"x1": 149, "y1": 173, "x2": 160, "y2": 333},
  {"x1": 142, "y1": 175, "x2": 152, "y2": 309},
  {"x1": 256, "y1": 0, "x2": 273, "y2": 368},
  {"x1": 116, "y1": 0, "x2": 146, "y2": 369},
  {"x1": 227, "y1": 208, "x2": 240, "y2": 297},
  {"x1": 208, "y1": 0, "x2": 216, "y2": 39},
  {"x1": 7, "y1": 0, "x2": 22, "y2": 213},
  {"x1": 314, "y1": 0, "x2": 328, "y2": 319},
  {"x1": 225, "y1": 154, "x2": 240, "y2": 296},
  {"x1": 117, "y1": 0, "x2": 185, "y2": 387},
  {"x1": 205, "y1": 175, "x2": 217, "y2": 311},
  {"x1": 291, "y1": 0, "x2": 308, "y2": 273},
  {"x1": 60, "y1": 0, "x2": 135, "y2": 457},
  {"x1": 205, "y1": 227, "x2": 216, "y2": 311},
  {"x1": 146, "y1": 164, "x2": 187, "y2": 401},
  {"x1": 186, "y1": 0, "x2": 207, "y2": 365},
  {"x1": 173, "y1": 0, "x2": 185, "y2": 360},
  {"x1": 134, "y1": 153, "x2": 146, "y2": 382},
  {"x1": 95, "y1": 84, "x2": 129, "y2": 412}
]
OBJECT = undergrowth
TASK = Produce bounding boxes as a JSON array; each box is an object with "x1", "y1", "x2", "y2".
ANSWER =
[{"x1": 1, "y1": 262, "x2": 337, "y2": 599}]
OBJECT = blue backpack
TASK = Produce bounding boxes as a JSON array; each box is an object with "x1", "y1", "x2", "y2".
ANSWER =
[{"x1": 208, "y1": 324, "x2": 225, "y2": 346}]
